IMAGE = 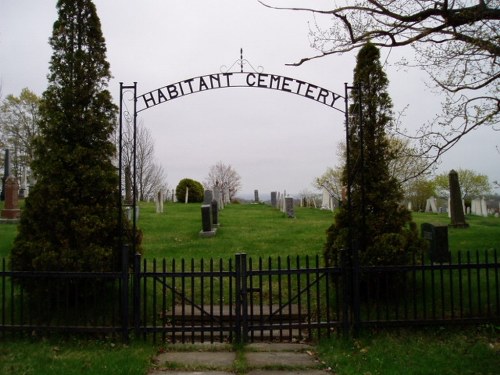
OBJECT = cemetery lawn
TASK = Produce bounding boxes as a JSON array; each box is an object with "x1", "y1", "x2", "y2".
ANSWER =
[
  {"x1": 1, "y1": 201, "x2": 498, "y2": 260},
  {"x1": 139, "y1": 202, "x2": 335, "y2": 260},
  {"x1": 317, "y1": 326, "x2": 500, "y2": 375},
  {"x1": 0, "y1": 202, "x2": 498, "y2": 374},
  {"x1": 0, "y1": 338, "x2": 155, "y2": 375}
]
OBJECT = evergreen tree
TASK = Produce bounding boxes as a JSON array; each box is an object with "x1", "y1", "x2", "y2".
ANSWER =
[
  {"x1": 11, "y1": 0, "x2": 132, "y2": 274},
  {"x1": 325, "y1": 42, "x2": 425, "y2": 272}
]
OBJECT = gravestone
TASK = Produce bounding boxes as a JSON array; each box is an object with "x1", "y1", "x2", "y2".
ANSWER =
[
  {"x1": 125, "y1": 205, "x2": 140, "y2": 221},
  {"x1": 185, "y1": 186, "x2": 189, "y2": 204},
  {"x1": 270, "y1": 191, "x2": 277, "y2": 208},
  {"x1": 203, "y1": 189, "x2": 213, "y2": 205},
  {"x1": 472, "y1": 200, "x2": 477, "y2": 215},
  {"x1": 285, "y1": 197, "x2": 295, "y2": 218},
  {"x1": 199, "y1": 204, "x2": 216, "y2": 237},
  {"x1": 425, "y1": 196, "x2": 438, "y2": 213},
  {"x1": 19, "y1": 169, "x2": 28, "y2": 198},
  {"x1": 421, "y1": 223, "x2": 450, "y2": 262},
  {"x1": 1, "y1": 175, "x2": 21, "y2": 220},
  {"x1": 254, "y1": 189, "x2": 259, "y2": 203},
  {"x1": 321, "y1": 188, "x2": 331, "y2": 210},
  {"x1": 480, "y1": 197, "x2": 488, "y2": 217},
  {"x1": 214, "y1": 185, "x2": 224, "y2": 210},
  {"x1": 156, "y1": 190, "x2": 164, "y2": 213},
  {"x1": 281, "y1": 191, "x2": 287, "y2": 213},
  {"x1": 211, "y1": 199, "x2": 219, "y2": 227},
  {"x1": 448, "y1": 170, "x2": 469, "y2": 228}
]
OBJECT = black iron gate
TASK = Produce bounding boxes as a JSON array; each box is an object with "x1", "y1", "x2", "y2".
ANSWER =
[
  {"x1": 1, "y1": 249, "x2": 498, "y2": 340},
  {"x1": 133, "y1": 253, "x2": 343, "y2": 343}
]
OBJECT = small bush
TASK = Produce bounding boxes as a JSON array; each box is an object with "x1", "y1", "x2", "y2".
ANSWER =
[{"x1": 175, "y1": 178, "x2": 204, "y2": 203}]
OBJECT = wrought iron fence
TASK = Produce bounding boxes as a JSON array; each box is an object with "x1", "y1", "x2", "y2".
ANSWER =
[{"x1": 1, "y1": 249, "x2": 498, "y2": 342}]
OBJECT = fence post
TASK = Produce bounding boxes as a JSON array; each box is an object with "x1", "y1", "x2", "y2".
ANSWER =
[
  {"x1": 352, "y1": 243, "x2": 361, "y2": 337},
  {"x1": 121, "y1": 244, "x2": 130, "y2": 342},
  {"x1": 133, "y1": 252, "x2": 141, "y2": 338},
  {"x1": 235, "y1": 253, "x2": 248, "y2": 344},
  {"x1": 340, "y1": 248, "x2": 350, "y2": 336}
]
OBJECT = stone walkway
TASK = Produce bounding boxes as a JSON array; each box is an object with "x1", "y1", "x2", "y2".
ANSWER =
[{"x1": 149, "y1": 342, "x2": 330, "y2": 374}]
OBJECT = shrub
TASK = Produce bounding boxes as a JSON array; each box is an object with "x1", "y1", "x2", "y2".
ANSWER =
[{"x1": 175, "y1": 178, "x2": 204, "y2": 203}]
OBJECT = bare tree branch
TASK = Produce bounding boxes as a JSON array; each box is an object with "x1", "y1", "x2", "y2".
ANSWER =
[{"x1": 261, "y1": 0, "x2": 499, "y2": 174}]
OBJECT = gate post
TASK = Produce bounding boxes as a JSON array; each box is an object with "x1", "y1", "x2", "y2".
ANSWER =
[
  {"x1": 133, "y1": 252, "x2": 142, "y2": 338},
  {"x1": 121, "y1": 245, "x2": 130, "y2": 342},
  {"x1": 235, "y1": 253, "x2": 248, "y2": 344}
]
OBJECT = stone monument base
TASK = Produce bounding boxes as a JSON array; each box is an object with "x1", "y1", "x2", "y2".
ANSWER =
[
  {"x1": 199, "y1": 228, "x2": 217, "y2": 238},
  {"x1": 0, "y1": 218, "x2": 20, "y2": 224},
  {"x1": 1, "y1": 208, "x2": 21, "y2": 220}
]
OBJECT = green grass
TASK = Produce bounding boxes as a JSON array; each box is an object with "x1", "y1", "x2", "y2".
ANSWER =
[
  {"x1": 2, "y1": 201, "x2": 499, "y2": 261},
  {"x1": 0, "y1": 201, "x2": 499, "y2": 374},
  {"x1": 139, "y1": 202, "x2": 334, "y2": 260},
  {"x1": 316, "y1": 326, "x2": 500, "y2": 375},
  {"x1": 412, "y1": 212, "x2": 499, "y2": 254},
  {"x1": 0, "y1": 338, "x2": 155, "y2": 375}
]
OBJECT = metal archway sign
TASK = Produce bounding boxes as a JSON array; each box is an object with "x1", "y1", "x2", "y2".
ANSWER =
[
  {"x1": 118, "y1": 55, "x2": 363, "y2": 336},
  {"x1": 118, "y1": 59, "x2": 353, "y2": 229},
  {"x1": 135, "y1": 71, "x2": 345, "y2": 113}
]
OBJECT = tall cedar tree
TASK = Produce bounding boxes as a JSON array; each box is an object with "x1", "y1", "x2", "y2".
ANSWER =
[
  {"x1": 325, "y1": 42, "x2": 425, "y2": 269},
  {"x1": 11, "y1": 0, "x2": 130, "y2": 273}
]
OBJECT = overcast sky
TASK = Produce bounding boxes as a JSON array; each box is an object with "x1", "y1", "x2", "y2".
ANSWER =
[{"x1": 1, "y1": 0, "x2": 498, "y2": 198}]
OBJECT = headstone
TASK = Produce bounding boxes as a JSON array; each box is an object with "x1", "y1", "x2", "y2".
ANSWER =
[
  {"x1": 480, "y1": 197, "x2": 488, "y2": 217},
  {"x1": 285, "y1": 197, "x2": 295, "y2": 218},
  {"x1": 156, "y1": 191, "x2": 164, "y2": 213},
  {"x1": 321, "y1": 188, "x2": 331, "y2": 210},
  {"x1": 1, "y1": 175, "x2": 21, "y2": 220},
  {"x1": 425, "y1": 196, "x2": 438, "y2": 213},
  {"x1": 471, "y1": 198, "x2": 479, "y2": 215},
  {"x1": 254, "y1": 189, "x2": 259, "y2": 203},
  {"x1": 214, "y1": 185, "x2": 224, "y2": 210},
  {"x1": 448, "y1": 170, "x2": 469, "y2": 228},
  {"x1": 1, "y1": 149, "x2": 10, "y2": 201},
  {"x1": 421, "y1": 223, "x2": 451, "y2": 262},
  {"x1": 185, "y1": 186, "x2": 189, "y2": 204},
  {"x1": 203, "y1": 189, "x2": 213, "y2": 205},
  {"x1": 199, "y1": 204, "x2": 216, "y2": 237},
  {"x1": 270, "y1": 191, "x2": 277, "y2": 208},
  {"x1": 211, "y1": 199, "x2": 219, "y2": 227},
  {"x1": 19, "y1": 169, "x2": 27, "y2": 199}
]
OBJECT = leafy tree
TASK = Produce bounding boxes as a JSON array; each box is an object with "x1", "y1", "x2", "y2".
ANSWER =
[
  {"x1": 405, "y1": 178, "x2": 437, "y2": 212},
  {"x1": 314, "y1": 142, "x2": 345, "y2": 203},
  {"x1": 314, "y1": 166, "x2": 343, "y2": 203},
  {"x1": 176, "y1": 178, "x2": 204, "y2": 203},
  {"x1": 434, "y1": 168, "x2": 492, "y2": 200},
  {"x1": 0, "y1": 88, "x2": 41, "y2": 178},
  {"x1": 325, "y1": 42, "x2": 425, "y2": 275},
  {"x1": 262, "y1": 0, "x2": 499, "y2": 172},
  {"x1": 11, "y1": 0, "x2": 134, "y2": 275},
  {"x1": 387, "y1": 135, "x2": 432, "y2": 183},
  {"x1": 204, "y1": 161, "x2": 241, "y2": 201},
  {"x1": 316, "y1": 135, "x2": 431, "y2": 205}
]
